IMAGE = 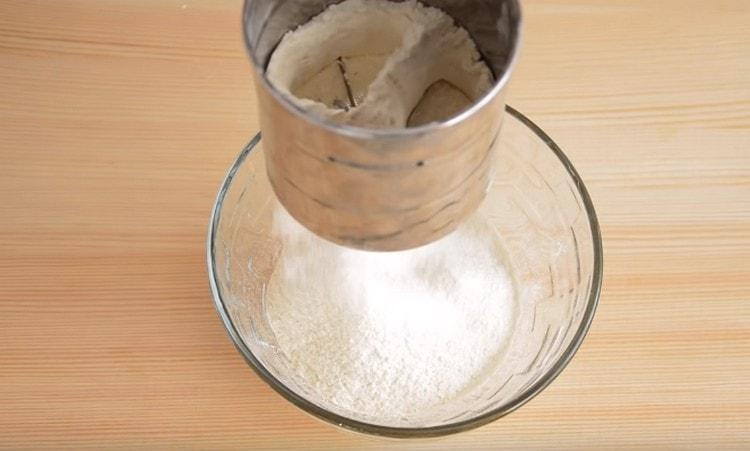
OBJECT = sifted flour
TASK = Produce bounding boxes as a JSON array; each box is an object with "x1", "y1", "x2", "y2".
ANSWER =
[{"x1": 264, "y1": 208, "x2": 517, "y2": 420}]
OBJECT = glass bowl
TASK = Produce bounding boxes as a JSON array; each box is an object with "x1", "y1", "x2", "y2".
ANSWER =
[{"x1": 207, "y1": 106, "x2": 603, "y2": 438}]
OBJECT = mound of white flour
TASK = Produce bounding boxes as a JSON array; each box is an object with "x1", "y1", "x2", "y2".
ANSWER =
[
  {"x1": 266, "y1": 0, "x2": 494, "y2": 128},
  {"x1": 264, "y1": 208, "x2": 516, "y2": 420}
]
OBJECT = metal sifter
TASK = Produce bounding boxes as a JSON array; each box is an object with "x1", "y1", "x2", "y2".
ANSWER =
[{"x1": 242, "y1": 0, "x2": 522, "y2": 251}]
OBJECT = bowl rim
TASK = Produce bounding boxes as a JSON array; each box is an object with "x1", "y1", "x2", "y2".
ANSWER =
[{"x1": 206, "y1": 105, "x2": 603, "y2": 438}]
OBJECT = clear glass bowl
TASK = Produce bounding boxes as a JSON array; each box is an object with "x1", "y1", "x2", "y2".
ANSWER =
[{"x1": 207, "y1": 106, "x2": 603, "y2": 438}]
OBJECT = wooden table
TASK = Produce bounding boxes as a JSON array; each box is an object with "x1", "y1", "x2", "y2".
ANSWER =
[{"x1": 1, "y1": 0, "x2": 748, "y2": 448}]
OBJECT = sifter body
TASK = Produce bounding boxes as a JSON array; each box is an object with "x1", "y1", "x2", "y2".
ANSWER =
[{"x1": 243, "y1": 0, "x2": 522, "y2": 251}]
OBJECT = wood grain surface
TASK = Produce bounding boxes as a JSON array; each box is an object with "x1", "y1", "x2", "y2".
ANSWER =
[{"x1": 1, "y1": 0, "x2": 748, "y2": 449}]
